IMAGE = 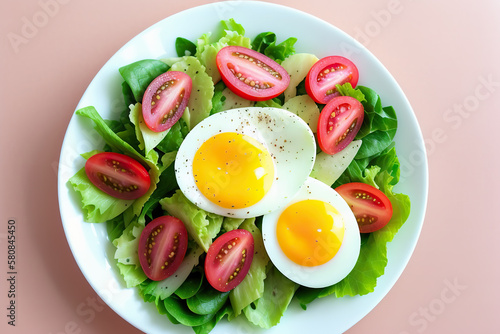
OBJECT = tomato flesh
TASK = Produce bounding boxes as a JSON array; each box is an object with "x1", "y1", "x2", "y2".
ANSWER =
[
  {"x1": 335, "y1": 182, "x2": 393, "y2": 233},
  {"x1": 305, "y1": 56, "x2": 359, "y2": 104},
  {"x1": 142, "y1": 71, "x2": 192, "y2": 132},
  {"x1": 205, "y1": 229, "x2": 254, "y2": 292},
  {"x1": 138, "y1": 216, "x2": 188, "y2": 281},
  {"x1": 85, "y1": 152, "x2": 151, "y2": 200},
  {"x1": 317, "y1": 96, "x2": 364, "y2": 155},
  {"x1": 216, "y1": 46, "x2": 290, "y2": 101}
]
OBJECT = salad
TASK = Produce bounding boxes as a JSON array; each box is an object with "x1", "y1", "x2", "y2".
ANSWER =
[{"x1": 67, "y1": 19, "x2": 411, "y2": 333}]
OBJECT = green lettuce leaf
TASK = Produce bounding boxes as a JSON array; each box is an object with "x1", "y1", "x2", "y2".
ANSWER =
[
  {"x1": 121, "y1": 81, "x2": 136, "y2": 107},
  {"x1": 252, "y1": 32, "x2": 297, "y2": 62},
  {"x1": 116, "y1": 263, "x2": 148, "y2": 288},
  {"x1": 229, "y1": 218, "x2": 270, "y2": 318},
  {"x1": 221, "y1": 18, "x2": 245, "y2": 36},
  {"x1": 156, "y1": 117, "x2": 189, "y2": 153},
  {"x1": 137, "y1": 160, "x2": 178, "y2": 225},
  {"x1": 221, "y1": 217, "x2": 244, "y2": 232},
  {"x1": 186, "y1": 284, "x2": 230, "y2": 315},
  {"x1": 252, "y1": 32, "x2": 277, "y2": 54},
  {"x1": 175, "y1": 37, "x2": 197, "y2": 57},
  {"x1": 220, "y1": 86, "x2": 255, "y2": 111},
  {"x1": 354, "y1": 86, "x2": 398, "y2": 159},
  {"x1": 336, "y1": 82, "x2": 366, "y2": 102},
  {"x1": 111, "y1": 221, "x2": 147, "y2": 287},
  {"x1": 175, "y1": 266, "x2": 204, "y2": 300},
  {"x1": 68, "y1": 167, "x2": 134, "y2": 223},
  {"x1": 106, "y1": 213, "x2": 127, "y2": 242},
  {"x1": 169, "y1": 56, "x2": 214, "y2": 128},
  {"x1": 74, "y1": 106, "x2": 161, "y2": 217},
  {"x1": 264, "y1": 37, "x2": 297, "y2": 62},
  {"x1": 209, "y1": 81, "x2": 227, "y2": 115},
  {"x1": 254, "y1": 98, "x2": 283, "y2": 108},
  {"x1": 195, "y1": 28, "x2": 251, "y2": 83},
  {"x1": 113, "y1": 221, "x2": 144, "y2": 265},
  {"x1": 119, "y1": 59, "x2": 170, "y2": 102},
  {"x1": 372, "y1": 145, "x2": 400, "y2": 185},
  {"x1": 117, "y1": 82, "x2": 137, "y2": 139},
  {"x1": 193, "y1": 304, "x2": 233, "y2": 334},
  {"x1": 243, "y1": 265, "x2": 296, "y2": 328},
  {"x1": 114, "y1": 123, "x2": 141, "y2": 153},
  {"x1": 163, "y1": 295, "x2": 214, "y2": 327},
  {"x1": 159, "y1": 190, "x2": 223, "y2": 252}
]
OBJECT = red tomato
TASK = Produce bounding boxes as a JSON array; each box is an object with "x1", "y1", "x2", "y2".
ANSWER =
[
  {"x1": 335, "y1": 182, "x2": 393, "y2": 233},
  {"x1": 317, "y1": 96, "x2": 364, "y2": 155},
  {"x1": 216, "y1": 46, "x2": 290, "y2": 101},
  {"x1": 142, "y1": 71, "x2": 192, "y2": 132},
  {"x1": 205, "y1": 229, "x2": 254, "y2": 292},
  {"x1": 85, "y1": 152, "x2": 151, "y2": 200},
  {"x1": 305, "y1": 56, "x2": 359, "y2": 104},
  {"x1": 138, "y1": 216, "x2": 189, "y2": 281}
]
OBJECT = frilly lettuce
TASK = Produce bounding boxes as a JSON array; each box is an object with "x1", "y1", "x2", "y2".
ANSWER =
[
  {"x1": 112, "y1": 221, "x2": 147, "y2": 288},
  {"x1": 116, "y1": 263, "x2": 148, "y2": 288},
  {"x1": 168, "y1": 56, "x2": 214, "y2": 128},
  {"x1": 68, "y1": 167, "x2": 134, "y2": 223},
  {"x1": 243, "y1": 264, "x2": 297, "y2": 328},
  {"x1": 221, "y1": 217, "x2": 244, "y2": 232},
  {"x1": 251, "y1": 31, "x2": 297, "y2": 62},
  {"x1": 229, "y1": 218, "x2": 270, "y2": 318},
  {"x1": 195, "y1": 20, "x2": 252, "y2": 83},
  {"x1": 113, "y1": 221, "x2": 144, "y2": 266},
  {"x1": 159, "y1": 190, "x2": 223, "y2": 252},
  {"x1": 221, "y1": 18, "x2": 245, "y2": 36}
]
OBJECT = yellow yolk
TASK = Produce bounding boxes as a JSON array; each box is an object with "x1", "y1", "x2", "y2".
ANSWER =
[
  {"x1": 192, "y1": 132, "x2": 274, "y2": 209},
  {"x1": 276, "y1": 200, "x2": 345, "y2": 267}
]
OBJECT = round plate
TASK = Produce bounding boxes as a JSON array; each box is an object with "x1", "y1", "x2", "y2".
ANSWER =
[{"x1": 57, "y1": 2, "x2": 428, "y2": 333}]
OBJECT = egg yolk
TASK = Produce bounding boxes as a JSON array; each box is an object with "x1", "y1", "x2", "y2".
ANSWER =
[
  {"x1": 276, "y1": 200, "x2": 345, "y2": 267},
  {"x1": 192, "y1": 132, "x2": 274, "y2": 209}
]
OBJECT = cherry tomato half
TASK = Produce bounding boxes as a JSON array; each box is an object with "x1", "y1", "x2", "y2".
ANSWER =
[
  {"x1": 205, "y1": 229, "x2": 254, "y2": 292},
  {"x1": 138, "y1": 216, "x2": 189, "y2": 281},
  {"x1": 142, "y1": 71, "x2": 192, "y2": 132},
  {"x1": 317, "y1": 96, "x2": 364, "y2": 155},
  {"x1": 216, "y1": 46, "x2": 290, "y2": 101},
  {"x1": 335, "y1": 182, "x2": 393, "y2": 233},
  {"x1": 85, "y1": 152, "x2": 151, "y2": 200},
  {"x1": 305, "y1": 56, "x2": 359, "y2": 104}
]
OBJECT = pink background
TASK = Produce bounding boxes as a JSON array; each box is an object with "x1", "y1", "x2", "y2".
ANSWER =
[{"x1": 1, "y1": 0, "x2": 499, "y2": 333}]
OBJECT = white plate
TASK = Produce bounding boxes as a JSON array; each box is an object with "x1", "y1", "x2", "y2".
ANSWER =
[{"x1": 58, "y1": 2, "x2": 428, "y2": 333}]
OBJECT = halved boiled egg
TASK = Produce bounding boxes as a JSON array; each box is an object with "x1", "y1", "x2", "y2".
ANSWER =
[
  {"x1": 262, "y1": 177, "x2": 360, "y2": 288},
  {"x1": 175, "y1": 107, "x2": 316, "y2": 218}
]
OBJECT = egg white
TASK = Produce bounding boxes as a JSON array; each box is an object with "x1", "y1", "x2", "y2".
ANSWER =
[
  {"x1": 175, "y1": 107, "x2": 316, "y2": 218},
  {"x1": 262, "y1": 177, "x2": 361, "y2": 288}
]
